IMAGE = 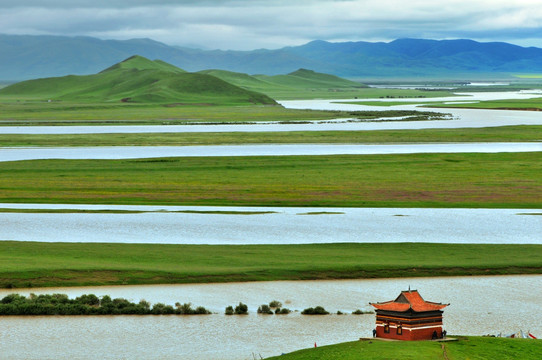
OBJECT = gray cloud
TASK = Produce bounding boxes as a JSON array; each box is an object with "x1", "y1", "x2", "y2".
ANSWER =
[{"x1": 2, "y1": 1, "x2": 542, "y2": 49}]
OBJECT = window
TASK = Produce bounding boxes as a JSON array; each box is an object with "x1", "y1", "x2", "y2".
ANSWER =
[
  {"x1": 384, "y1": 323, "x2": 390, "y2": 333},
  {"x1": 397, "y1": 325, "x2": 403, "y2": 335}
]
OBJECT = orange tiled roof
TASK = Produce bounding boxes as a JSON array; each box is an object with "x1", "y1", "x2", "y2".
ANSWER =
[{"x1": 370, "y1": 290, "x2": 448, "y2": 312}]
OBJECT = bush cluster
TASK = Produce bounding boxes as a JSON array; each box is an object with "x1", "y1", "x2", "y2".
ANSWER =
[
  {"x1": 258, "y1": 300, "x2": 290, "y2": 315},
  {"x1": 301, "y1": 306, "x2": 329, "y2": 315},
  {"x1": 225, "y1": 302, "x2": 248, "y2": 315},
  {"x1": 0, "y1": 293, "x2": 210, "y2": 316}
]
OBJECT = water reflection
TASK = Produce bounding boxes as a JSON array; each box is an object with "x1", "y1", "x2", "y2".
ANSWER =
[
  {"x1": 1, "y1": 205, "x2": 540, "y2": 244},
  {"x1": 0, "y1": 275, "x2": 540, "y2": 360}
]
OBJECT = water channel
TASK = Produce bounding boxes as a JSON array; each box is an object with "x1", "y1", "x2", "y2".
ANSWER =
[
  {"x1": 1, "y1": 204, "x2": 540, "y2": 244},
  {"x1": 0, "y1": 275, "x2": 540, "y2": 360},
  {"x1": 1, "y1": 142, "x2": 541, "y2": 162}
]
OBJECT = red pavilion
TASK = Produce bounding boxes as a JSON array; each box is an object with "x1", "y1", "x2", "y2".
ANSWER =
[{"x1": 370, "y1": 289, "x2": 449, "y2": 341}]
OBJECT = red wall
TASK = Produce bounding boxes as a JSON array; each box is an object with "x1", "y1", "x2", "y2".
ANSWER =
[{"x1": 375, "y1": 325, "x2": 442, "y2": 341}]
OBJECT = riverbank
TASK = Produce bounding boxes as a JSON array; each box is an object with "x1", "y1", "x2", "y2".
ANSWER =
[
  {"x1": 1, "y1": 242, "x2": 541, "y2": 288},
  {"x1": 1, "y1": 125, "x2": 541, "y2": 146},
  {"x1": 267, "y1": 336, "x2": 542, "y2": 360}
]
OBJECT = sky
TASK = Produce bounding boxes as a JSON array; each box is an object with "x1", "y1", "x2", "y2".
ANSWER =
[{"x1": 1, "y1": 0, "x2": 542, "y2": 50}]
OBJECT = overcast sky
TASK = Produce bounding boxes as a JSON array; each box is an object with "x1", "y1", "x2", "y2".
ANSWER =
[{"x1": 1, "y1": 0, "x2": 542, "y2": 50}]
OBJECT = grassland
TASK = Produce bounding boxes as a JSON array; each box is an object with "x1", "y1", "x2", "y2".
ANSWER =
[
  {"x1": 1, "y1": 153, "x2": 540, "y2": 208},
  {"x1": 1, "y1": 125, "x2": 540, "y2": 146},
  {"x1": 428, "y1": 97, "x2": 542, "y2": 110},
  {"x1": 267, "y1": 337, "x2": 542, "y2": 360},
  {"x1": 0, "y1": 242, "x2": 541, "y2": 288},
  {"x1": 344, "y1": 96, "x2": 542, "y2": 111}
]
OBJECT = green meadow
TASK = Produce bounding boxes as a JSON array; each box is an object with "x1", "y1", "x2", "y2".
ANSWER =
[
  {"x1": 1, "y1": 242, "x2": 541, "y2": 288},
  {"x1": 267, "y1": 337, "x2": 542, "y2": 360},
  {"x1": 1, "y1": 153, "x2": 540, "y2": 208},
  {"x1": 1, "y1": 125, "x2": 540, "y2": 146}
]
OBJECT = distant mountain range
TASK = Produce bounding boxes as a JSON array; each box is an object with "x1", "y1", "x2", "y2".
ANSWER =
[{"x1": 2, "y1": 34, "x2": 542, "y2": 81}]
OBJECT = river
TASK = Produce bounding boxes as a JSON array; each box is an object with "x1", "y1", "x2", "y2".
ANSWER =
[
  {"x1": 0, "y1": 275, "x2": 540, "y2": 360},
  {"x1": 1, "y1": 204, "x2": 540, "y2": 244},
  {"x1": 1, "y1": 142, "x2": 541, "y2": 162}
]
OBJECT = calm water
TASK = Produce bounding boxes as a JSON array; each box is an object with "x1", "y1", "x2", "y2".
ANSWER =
[
  {"x1": 0, "y1": 275, "x2": 540, "y2": 359},
  {"x1": 1, "y1": 91, "x2": 541, "y2": 134},
  {"x1": 1, "y1": 204, "x2": 540, "y2": 244},
  {"x1": 1, "y1": 142, "x2": 541, "y2": 161}
]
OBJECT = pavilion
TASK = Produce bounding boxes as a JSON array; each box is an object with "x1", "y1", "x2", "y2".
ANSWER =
[{"x1": 370, "y1": 289, "x2": 449, "y2": 341}]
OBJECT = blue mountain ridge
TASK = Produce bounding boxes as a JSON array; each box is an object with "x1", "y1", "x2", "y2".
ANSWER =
[{"x1": 1, "y1": 34, "x2": 542, "y2": 81}]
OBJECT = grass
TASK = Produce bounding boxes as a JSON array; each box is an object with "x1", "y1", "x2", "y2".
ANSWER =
[
  {"x1": 0, "y1": 242, "x2": 541, "y2": 288},
  {"x1": 0, "y1": 102, "x2": 350, "y2": 124},
  {"x1": 267, "y1": 336, "x2": 542, "y2": 360},
  {"x1": 427, "y1": 97, "x2": 542, "y2": 110},
  {"x1": 1, "y1": 125, "x2": 541, "y2": 146},
  {"x1": 1, "y1": 153, "x2": 540, "y2": 208},
  {"x1": 0, "y1": 208, "x2": 277, "y2": 215}
]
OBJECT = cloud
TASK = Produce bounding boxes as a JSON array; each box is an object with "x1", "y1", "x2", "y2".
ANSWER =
[{"x1": 2, "y1": 0, "x2": 542, "y2": 49}]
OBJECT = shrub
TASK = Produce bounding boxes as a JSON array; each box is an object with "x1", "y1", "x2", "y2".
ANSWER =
[
  {"x1": 276, "y1": 308, "x2": 291, "y2": 314},
  {"x1": 225, "y1": 306, "x2": 234, "y2": 315},
  {"x1": 269, "y1": 300, "x2": 282, "y2": 308},
  {"x1": 234, "y1": 302, "x2": 248, "y2": 315},
  {"x1": 257, "y1": 304, "x2": 273, "y2": 314},
  {"x1": 194, "y1": 306, "x2": 211, "y2": 315},
  {"x1": 352, "y1": 309, "x2": 373, "y2": 315},
  {"x1": 301, "y1": 306, "x2": 329, "y2": 315}
]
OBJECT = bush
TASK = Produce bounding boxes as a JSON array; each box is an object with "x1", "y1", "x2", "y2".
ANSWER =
[
  {"x1": 194, "y1": 306, "x2": 211, "y2": 315},
  {"x1": 276, "y1": 308, "x2": 291, "y2": 314},
  {"x1": 269, "y1": 300, "x2": 282, "y2": 308},
  {"x1": 301, "y1": 306, "x2": 329, "y2": 315},
  {"x1": 234, "y1": 302, "x2": 248, "y2": 315},
  {"x1": 352, "y1": 309, "x2": 373, "y2": 315},
  {"x1": 225, "y1": 306, "x2": 234, "y2": 315},
  {"x1": 257, "y1": 304, "x2": 273, "y2": 314}
]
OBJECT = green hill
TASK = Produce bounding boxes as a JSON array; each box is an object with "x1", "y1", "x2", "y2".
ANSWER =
[
  {"x1": 268, "y1": 337, "x2": 542, "y2": 360},
  {"x1": 0, "y1": 56, "x2": 277, "y2": 105},
  {"x1": 198, "y1": 68, "x2": 366, "y2": 99}
]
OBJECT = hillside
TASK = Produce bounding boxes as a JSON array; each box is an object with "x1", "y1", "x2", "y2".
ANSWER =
[
  {"x1": 268, "y1": 337, "x2": 542, "y2": 360},
  {"x1": 2, "y1": 34, "x2": 542, "y2": 80},
  {"x1": 198, "y1": 68, "x2": 366, "y2": 97},
  {"x1": 0, "y1": 55, "x2": 277, "y2": 105}
]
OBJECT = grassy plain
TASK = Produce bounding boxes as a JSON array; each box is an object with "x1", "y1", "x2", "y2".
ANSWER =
[
  {"x1": 345, "y1": 96, "x2": 542, "y2": 111},
  {"x1": 267, "y1": 337, "x2": 542, "y2": 360},
  {"x1": 1, "y1": 153, "x2": 540, "y2": 208},
  {"x1": 428, "y1": 97, "x2": 542, "y2": 110},
  {"x1": 1, "y1": 242, "x2": 541, "y2": 288},
  {"x1": 1, "y1": 125, "x2": 540, "y2": 146}
]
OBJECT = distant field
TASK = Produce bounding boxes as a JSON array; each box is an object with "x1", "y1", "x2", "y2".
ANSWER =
[
  {"x1": 1, "y1": 152, "x2": 540, "y2": 208},
  {"x1": 1, "y1": 125, "x2": 541, "y2": 147},
  {"x1": 0, "y1": 242, "x2": 540, "y2": 288},
  {"x1": 267, "y1": 336, "x2": 542, "y2": 360},
  {"x1": 427, "y1": 97, "x2": 542, "y2": 110}
]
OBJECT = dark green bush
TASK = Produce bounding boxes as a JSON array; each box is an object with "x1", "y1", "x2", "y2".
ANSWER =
[
  {"x1": 234, "y1": 302, "x2": 248, "y2": 315},
  {"x1": 269, "y1": 300, "x2": 282, "y2": 308},
  {"x1": 225, "y1": 305, "x2": 234, "y2": 315},
  {"x1": 257, "y1": 304, "x2": 273, "y2": 314},
  {"x1": 301, "y1": 306, "x2": 329, "y2": 315}
]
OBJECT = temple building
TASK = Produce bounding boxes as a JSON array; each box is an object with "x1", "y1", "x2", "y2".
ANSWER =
[{"x1": 370, "y1": 289, "x2": 449, "y2": 341}]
